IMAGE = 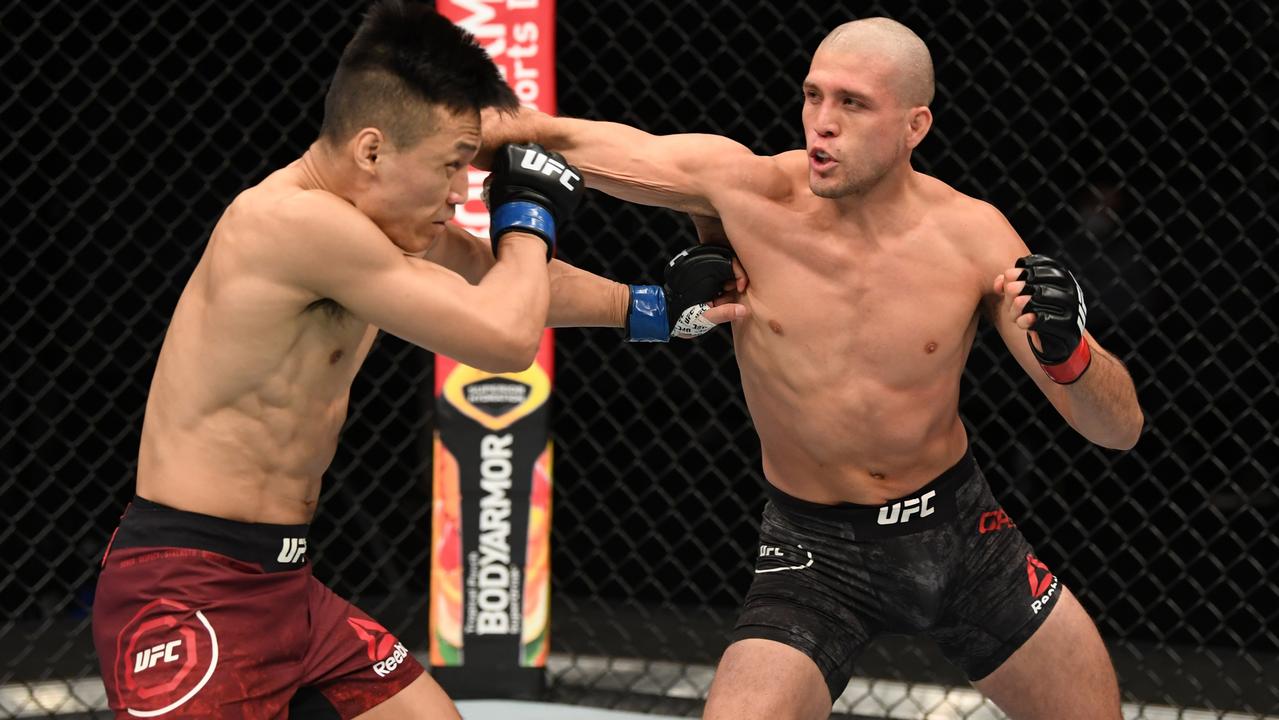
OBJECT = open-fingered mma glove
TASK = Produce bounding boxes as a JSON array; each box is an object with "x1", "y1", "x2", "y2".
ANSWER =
[
  {"x1": 487, "y1": 143, "x2": 584, "y2": 261},
  {"x1": 626, "y1": 245, "x2": 736, "y2": 342},
  {"x1": 1016, "y1": 254, "x2": 1091, "y2": 384}
]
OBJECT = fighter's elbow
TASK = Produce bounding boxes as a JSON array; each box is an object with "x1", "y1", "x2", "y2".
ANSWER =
[
  {"x1": 483, "y1": 316, "x2": 542, "y2": 373},
  {"x1": 466, "y1": 346, "x2": 531, "y2": 374},
  {"x1": 1115, "y1": 407, "x2": 1146, "y2": 450},
  {"x1": 475, "y1": 355, "x2": 529, "y2": 374},
  {"x1": 1083, "y1": 407, "x2": 1145, "y2": 451},
  {"x1": 503, "y1": 331, "x2": 541, "y2": 372}
]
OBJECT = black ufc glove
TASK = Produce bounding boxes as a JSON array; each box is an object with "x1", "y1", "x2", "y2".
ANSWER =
[
  {"x1": 626, "y1": 245, "x2": 736, "y2": 342},
  {"x1": 488, "y1": 143, "x2": 585, "y2": 260},
  {"x1": 1017, "y1": 254, "x2": 1091, "y2": 383}
]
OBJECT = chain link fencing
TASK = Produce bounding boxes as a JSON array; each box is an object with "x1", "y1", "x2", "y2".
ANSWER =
[{"x1": 2, "y1": 0, "x2": 1276, "y2": 717}]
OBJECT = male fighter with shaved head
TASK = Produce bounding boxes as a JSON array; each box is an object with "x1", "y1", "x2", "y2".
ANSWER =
[{"x1": 483, "y1": 17, "x2": 1143, "y2": 720}]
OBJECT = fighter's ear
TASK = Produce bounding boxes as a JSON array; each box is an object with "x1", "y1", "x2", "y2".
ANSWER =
[
  {"x1": 352, "y1": 127, "x2": 385, "y2": 173},
  {"x1": 905, "y1": 106, "x2": 933, "y2": 150}
]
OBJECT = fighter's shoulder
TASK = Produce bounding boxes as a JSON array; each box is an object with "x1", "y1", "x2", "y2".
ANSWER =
[
  {"x1": 921, "y1": 176, "x2": 1024, "y2": 258},
  {"x1": 229, "y1": 182, "x2": 376, "y2": 252},
  {"x1": 725, "y1": 149, "x2": 806, "y2": 201},
  {"x1": 770, "y1": 149, "x2": 811, "y2": 178},
  {"x1": 213, "y1": 183, "x2": 391, "y2": 301},
  {"x1": 268, "y1": 185, "x2": 368, "y2": 233}
]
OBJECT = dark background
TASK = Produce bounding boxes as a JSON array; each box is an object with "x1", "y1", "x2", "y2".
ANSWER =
[{"x1": 2, "y1": 0, "x2": 1276, "y2": 716}]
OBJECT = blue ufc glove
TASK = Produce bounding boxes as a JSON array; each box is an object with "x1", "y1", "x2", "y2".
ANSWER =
[
  {"x1": 627, "y1": 245, "x2": 736, "y2": 342},
  {"x1": 487, "y1": 143, "x2": 584, "y2": 260}
]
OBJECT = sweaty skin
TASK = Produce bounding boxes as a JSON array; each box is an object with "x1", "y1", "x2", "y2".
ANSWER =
[
  {"x1": 483, "y1": 37, "x2": 1142, "y2": 506},
  {"x1": 136, "y1": 109, "x2": 643, "y2": 524}
]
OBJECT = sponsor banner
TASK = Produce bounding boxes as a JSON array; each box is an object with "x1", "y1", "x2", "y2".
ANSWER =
[
  {"x1": 430, "y1": 343, "x2": 554, "y2": 695},
  {"x1": 440, "y1": 0, "x2": 556, "y2": 239},
  {"x1": 431, "y1": 0, "x2": 556, "y2": 695},
  {"x1": 429, "y1": 0, "x2": 555, "y2": 690}
]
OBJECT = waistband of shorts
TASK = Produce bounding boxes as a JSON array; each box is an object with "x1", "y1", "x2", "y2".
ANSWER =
[
  {"x1": 107, "y1": 496, "x2": 312, "y2": 572},
  {"x1": 764, "y1": 449, "x2": 978, "y2": 537}
]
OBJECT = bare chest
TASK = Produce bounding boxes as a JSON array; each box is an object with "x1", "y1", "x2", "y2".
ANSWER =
[
  {"x1": 726, "y1": 214, "x2": 984, "y2": 380},
  {"x1": 171, "y1": 267, "x2": 376, "y2": 416},
  {"x1": 289, "y1": 300, "x2": 377, "y2": 393}
]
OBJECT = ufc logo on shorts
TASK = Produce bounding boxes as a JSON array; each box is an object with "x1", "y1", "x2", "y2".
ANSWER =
[
  {"x1": 133, "y1": 639, "x2": 182, "y2": 673},
  {"x1": 877, "y1": 490, "x2": 936, "y2": 525},
  {"x1": 519, "y1": 149, "x2": 581, "y2": 191},
  {"x1": 277, "y1": 537, "x2": 307, "y2": 563}
]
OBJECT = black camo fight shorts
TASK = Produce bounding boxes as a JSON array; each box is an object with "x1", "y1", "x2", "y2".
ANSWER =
[{"x1": 729, "y1": 448, "x2": 1063, "y2": 700}]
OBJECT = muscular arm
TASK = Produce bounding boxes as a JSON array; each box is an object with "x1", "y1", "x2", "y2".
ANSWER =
[
  {"x1": 979, "y1": 206, "x2": 1144, "y2": 450},
  {"x1": 267, "y1": 190, "x2": 549, "y2": 372},
  {"x1": 1042, "y1": 334, "x2": 1143, "y2": 448},
  {"x1": 990, "y1": 315, "x2": 1144, "y2": 449},
  {"x1": 481, "y1": 108, "x2": 775, "y2": 217},
  {"x1": 426, "y1": 223, "x2": 628, "y2": 328}
]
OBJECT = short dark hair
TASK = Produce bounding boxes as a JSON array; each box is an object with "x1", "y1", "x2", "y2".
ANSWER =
[{"x1": 319, "y1": 0, "x2": 518, "y2": 147}]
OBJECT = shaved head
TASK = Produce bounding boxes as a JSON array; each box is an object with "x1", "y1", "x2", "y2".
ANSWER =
[{"x1": 817, "y1": 18, "x2": 934, "y2": 107}]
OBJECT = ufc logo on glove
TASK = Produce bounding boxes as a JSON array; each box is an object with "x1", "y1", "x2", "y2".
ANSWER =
[{"x1": 518, "y1": 149, "x2": 581, "y2": 191}]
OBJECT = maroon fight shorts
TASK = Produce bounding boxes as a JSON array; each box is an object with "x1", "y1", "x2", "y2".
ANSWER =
[{"x1": 92, "y1": 497, "x2": 423, "y2": 718}]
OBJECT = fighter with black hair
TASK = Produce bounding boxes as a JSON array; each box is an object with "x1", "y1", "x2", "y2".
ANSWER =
[{"x1": 91, "y1": 2, "x2": 745, "y2": 717}]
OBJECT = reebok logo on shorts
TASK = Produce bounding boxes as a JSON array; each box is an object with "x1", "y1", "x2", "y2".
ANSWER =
[
  {"x1": 346, "y1": 617, "x2": 397, "y2": 661},
  {"x1": 1026, "y1": 554, "x2": 1059, "y2": 615},
  {"x1": 372, "y1": 642, "x2": 409, "y2": 677},
  {"x1": 346, "y1": 617, "x2": 409, "y2": 676}
]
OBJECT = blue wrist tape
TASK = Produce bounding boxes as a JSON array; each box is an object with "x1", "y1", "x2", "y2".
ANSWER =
[
  {"x1": 627, "y1": 285, "x2": 669, "y2": 342},
  {"x1": 491, "y1": 201, "x2": 555, "y2": 258}
]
